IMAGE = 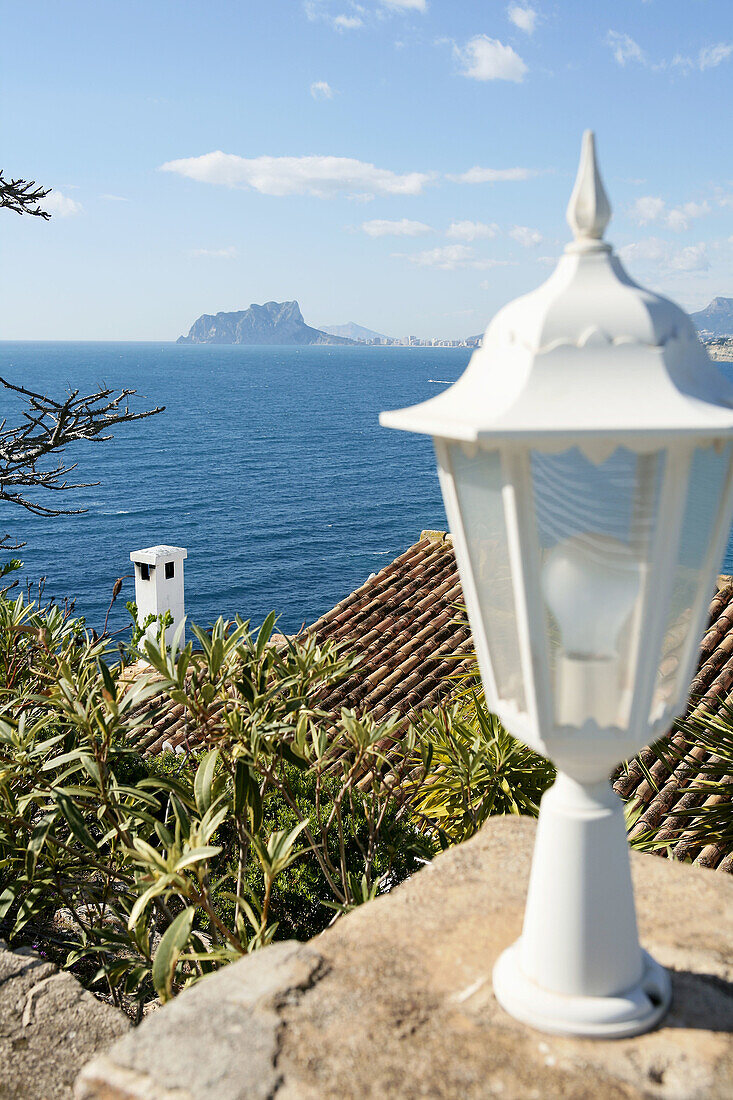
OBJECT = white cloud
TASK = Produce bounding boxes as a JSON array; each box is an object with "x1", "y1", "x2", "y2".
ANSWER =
[
  {"x1": 606, "y1": 31, "x2": 646, "y2": 66},
  {"x1": 450, "y1": 166, "x2": 537, "y2": 184},
  {"x1": 698, "y1": 42, "x2": 733, "y2": 70},
  {"x1": 310, "y1": 81, "x2": 334, "y2": 99},
  {"x1": 189, "y1": 246, "x2": 238, "y2": 259},
  {"x1": 629, "y1": 195, "x2": 666, "y2": 224},
  {"x1": 619, "y1": 238, "x2": 667, "y2": 266},
  {"x1": 160, "y1": 152, "x2": 432, "y2": 198},
  {"x1": 43, "y1": 191, "x2": 83, "y2": 217},
  {"x1": 380, "y1": 0, "x2": 427, "y2": 11},
  {"x1": 304, "y1": 2, "x2": 364, "y2": 30},
  {"x1": 669, "y1": 243, "x2": 709, "y2": 271},
  {"x1": 607, "y1": 30, "x2": 733, "y2": 74},
  {"x1": 362, "y1": 217, "x2": 432, "y2": 237},
  {"x1": 397, "y1": 244, "x2": 508, "y2": 270},
  {"x1": 454, "y1": 35, "x2": 527, "y2": 82},
  {"x1": 333, "y1": 14, "x2": 363, "y2": 29},
  {"x1": 663, "y1": 210, "x2": 690, "y2": 232},
  {"x1": 509, "y1": 224, "x2": 543, "y2": 247},
  {"x1": 446, "y1": 220, "x2": 499, "y2": 241},
  {"x1": 629, "y1": 195, "x2": 711, "y2": 231},
  {"x1": 619, "y1": 237, "x2": 709, "y2": 274},
  {"x1": 673, "y1": 42, "x2": 733, "y2": 73},
  {"x1": 666, "y1": 201, "x2": 711, "y2": 231},
  {"x1": 100, "y1": 193, "x2": 128, "y2": 202},
  {"x1": 507, "y1": 4, "x2": 537, "y2": 34}
]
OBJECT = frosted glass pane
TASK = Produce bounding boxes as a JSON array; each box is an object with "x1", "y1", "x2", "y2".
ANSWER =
[
  {"x1": 531, "y1": 447, "x2": 664, "y2": 729},
  {"x1": 448, "y1": 444, "x2": 526, "y2": 713},
  {"x1": 651, "y1": 443, "x2": 733, "y2": 717}
]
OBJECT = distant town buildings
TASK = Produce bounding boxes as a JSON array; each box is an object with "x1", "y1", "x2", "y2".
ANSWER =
[
  {"x1": 362, "y1": 335, "x2": 482, "y2": 348},
  {"x1": 704, "y1": 335, "x2": 733, "y2": 362}
]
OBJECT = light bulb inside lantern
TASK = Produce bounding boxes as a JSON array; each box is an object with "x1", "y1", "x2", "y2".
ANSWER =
[{"x1": 542, "y1": 535, "x2": 641, "y2": 726}]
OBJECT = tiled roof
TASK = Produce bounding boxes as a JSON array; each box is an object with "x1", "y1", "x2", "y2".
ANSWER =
[
  {"x1": 131, "y1": 532, "x2": 733, "y2": 871},
  {"x1": 130, "y1": 532, "x2": 471, "y2": 758},
  {"x1": 615, "y1": 581, "x2": 733, "y2": 872},
  {"x1": 307, "y1": 532, "x2": 473, "y2": 723}
]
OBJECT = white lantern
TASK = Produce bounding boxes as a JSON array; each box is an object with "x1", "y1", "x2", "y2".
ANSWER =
[{"x1": 380, "y1": 132, "x2": 733, "y2": 1038}]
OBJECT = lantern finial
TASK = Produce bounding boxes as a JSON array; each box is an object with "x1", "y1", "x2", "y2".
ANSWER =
[{"x1": 566, "y1": 130, "x2": 611, "y2": 244}]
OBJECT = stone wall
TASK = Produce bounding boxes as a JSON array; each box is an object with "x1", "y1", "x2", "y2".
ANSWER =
[
  {"x1": 0, "y1": 941, "x2": 128, "y2": 1100},
  {"x1": 76, "y1": 817, "x2": 733, "y2": 1100}
]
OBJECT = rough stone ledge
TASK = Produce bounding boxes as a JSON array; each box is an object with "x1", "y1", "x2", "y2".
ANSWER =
[
  {"x1": 0, "y1": 940, "x2": 128, "y2": 1100},
  {"x1": 76, "y1": 817, "x2": 733, "y2": 1100},
  {"x1": 75, "y1": 942, "x2": 325, "y2": 1100}
]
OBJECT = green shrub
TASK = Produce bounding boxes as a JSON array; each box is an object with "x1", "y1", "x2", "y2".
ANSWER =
[
  {"x1": 406, "y1": 689, "x2": 556, "y2": 845},
  {"x1": 621, "y1": 702, "x2": 733, "y2": 857},
  {"x1": 0, "y1": 597, "x2": 429, "y2": 1013}
]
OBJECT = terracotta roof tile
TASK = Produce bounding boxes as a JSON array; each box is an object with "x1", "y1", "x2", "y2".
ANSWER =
[{"x1": 133, "y1": 533, "x2": 733, "y2": 871}]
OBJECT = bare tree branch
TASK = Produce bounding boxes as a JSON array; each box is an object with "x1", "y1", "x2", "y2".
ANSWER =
[
  {"x1": 0, "y1": 169, "x2": 165, "y2": 548},
  {"x1": 0, "y1": 534, "x2": 24, "y2": 551},
  {"x1": 0, "y1": 170, "x2": 52, "y2": 218},
  {"x1": 0, "y1": 377, "x2": 164, "y2": 518}
]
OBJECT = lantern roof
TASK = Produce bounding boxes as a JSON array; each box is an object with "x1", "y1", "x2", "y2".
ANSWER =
[{"x1": 380, "y1": 132, "x2": 733, "y2": 450}]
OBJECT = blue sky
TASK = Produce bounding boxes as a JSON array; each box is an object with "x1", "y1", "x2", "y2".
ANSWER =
[{"x1": 3, "y1": 0, "x2": 733, "y2": 340}]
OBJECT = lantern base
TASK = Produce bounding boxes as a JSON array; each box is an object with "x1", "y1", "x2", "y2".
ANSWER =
[{"x1": 493, "y1": 941, "x2": 670, "y2": 1038}]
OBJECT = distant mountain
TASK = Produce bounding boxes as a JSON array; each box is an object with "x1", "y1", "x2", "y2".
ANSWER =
[
  {"x1": 690, "y1": 297, "x2": 733, "y2": 338},
  {"x1": 177, "y1": 301, "x2": 356, "y2": 345},
  {"x1": 320, "y1": 321, "x2": 391, "y2": 343}
]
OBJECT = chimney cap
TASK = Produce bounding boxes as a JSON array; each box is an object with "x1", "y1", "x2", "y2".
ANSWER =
[{"x1": 130, "y1": 545, "x2": 188, "y2": 567}]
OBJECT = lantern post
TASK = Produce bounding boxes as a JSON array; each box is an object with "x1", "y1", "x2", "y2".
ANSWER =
[{"x1": 381, "y1": 132, "x2": 733, "y2": 1037}]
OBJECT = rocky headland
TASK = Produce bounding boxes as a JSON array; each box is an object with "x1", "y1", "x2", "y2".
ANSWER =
[
  {"x1": 177, "y1": 300, "x2": 356, "y2": 345},
  {"x1": 692, "y1": 296, "x2": 733, "y2": 338}
]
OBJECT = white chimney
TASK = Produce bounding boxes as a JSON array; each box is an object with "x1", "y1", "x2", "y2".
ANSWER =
[{"x1": 130, "y1": 545, "x2": 187, "y2": 653}]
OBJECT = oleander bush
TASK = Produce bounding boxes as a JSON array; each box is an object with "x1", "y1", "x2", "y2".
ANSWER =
[
  {"x1": 671, "y1": 701, "x2": 733, "y2": 852},
  {"x1": 618, "y1": 701, "x2": 733, "y2": 858},
  {"x1": 0, "y1": 593, "x2": 429, "y2": 1015},
  {"x1": 406, "y1": 691, "x2": 556, "y2": 845},
  {"x1": 0, "y1": 584, "x2": 561, "y2": 1016}
]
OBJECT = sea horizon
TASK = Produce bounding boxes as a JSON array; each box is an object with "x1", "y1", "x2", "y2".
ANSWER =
[
  {"x1": 4, "y1": 339, "x2": 733, "y2": 640},
  {"x1": 0, "y1": 341, "x2": 465, "y2": 636}
]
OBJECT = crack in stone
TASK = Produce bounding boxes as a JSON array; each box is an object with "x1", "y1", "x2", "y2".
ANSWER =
[
  {"x1": 0, "y1": 955, "x2": 50, "y2": 992},
  {"x1": 22, "y1": 972, "x2": 68, "y2": 1027},
  {"x1": 267, "y1": 953, "x2": 330, "y2": 1099}
]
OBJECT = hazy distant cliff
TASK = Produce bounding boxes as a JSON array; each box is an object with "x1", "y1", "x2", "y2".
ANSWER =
[
  {"x1": 691, "y1": 297, "x2": 733, "y2": 337},
  {"x1": 320, "y1": 321, "x2": 390, "y2": 343},
  {"x1": 177, "y1": 301, "x2": 355, "y2": 345}
]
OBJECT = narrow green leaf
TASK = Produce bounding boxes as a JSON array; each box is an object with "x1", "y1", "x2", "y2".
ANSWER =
[
  {"x1": 0, "y1": 885, "x2": 18, "y2": 921},
  {"x1": 55, "y1": 793, "x2": 97, "y2": 852},
  {"x1": 128, "y1": 880, "x2": 169, "y2": 930},
  {"x1": 152, "y1": 907, "x2": 195, "y2": 1004},
  {"x1": 173, "y1": 845, "x2": 222, "y2": 871},
  {"x1": 233, "y1": 759, "x2": 250, "y2": 816},
  {"x1": 80, "y1": 754, "x2": 101, "y2": 784},
  {"x1": 255, "y1": 611, "x2": 277, "y2": 658},
  {"x1": 25, "y1": 817, "x2": 53, "y2": 879},
  {"x1": 194, "y1": 749, "x2": 219, "y2": 814},
  {"x1": 98, "y1": 659, "x2": 116, "y2": 701}
]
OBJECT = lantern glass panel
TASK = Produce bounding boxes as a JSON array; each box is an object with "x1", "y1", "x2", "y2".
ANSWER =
[
  {"x1": 530, "y1": 446, "x2": 665, "y2": 729},
  {"x1": 651, "y1": 441, "x2": 733, "y2": 719},
  {"x1": 448, "y1": 443, "x2": 526, "y2": 713}
]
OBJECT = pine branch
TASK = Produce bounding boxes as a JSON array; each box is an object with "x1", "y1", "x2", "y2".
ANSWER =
[
  {"x1": 0, "y1": 376, "x2": 164, "y2": 517},
  {"x1": 0, "y1": 170, "x2": 52, "y2": 218}
]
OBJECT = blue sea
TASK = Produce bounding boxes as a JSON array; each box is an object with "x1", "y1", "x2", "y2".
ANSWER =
[
  {"x1": 0, "y1": 343, "x2": 460, "y2": 635},
  {"x1": 3, "y1": 342, "x2": 733, "y2": 640}
]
